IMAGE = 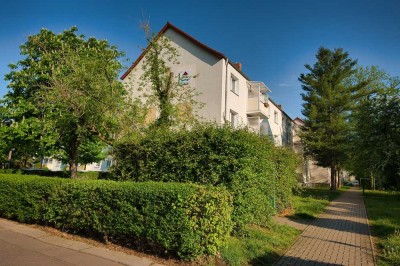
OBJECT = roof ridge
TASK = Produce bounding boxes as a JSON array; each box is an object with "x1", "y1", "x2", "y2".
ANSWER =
[{"x1": 121, "y1": 22, "x2": 227, "y2": 80}]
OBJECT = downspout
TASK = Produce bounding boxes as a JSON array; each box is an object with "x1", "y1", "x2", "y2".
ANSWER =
[{"x1": 224, "y1": 58, "x2": 229, "y2": 122}]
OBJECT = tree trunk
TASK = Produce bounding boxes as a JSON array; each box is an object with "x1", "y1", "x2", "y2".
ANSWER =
[
  {"x1": 68, "y1": 133, "x2": 79, "y2": 179},
  {"x1": 156, "y1": 72, "x2": 173, "y2": 127},
  {"x1": 336, "y1": 170, "x2": 341, "y2": 188},
  {"x1": 330, "y1": 162, "x2": 336, "y2": 190},
  {"x1": 370, "y1": 172, "x2": 375, "y2": 190},
  {"x1": 69, "y1": 160, "x2": 78, "y2": 179}
]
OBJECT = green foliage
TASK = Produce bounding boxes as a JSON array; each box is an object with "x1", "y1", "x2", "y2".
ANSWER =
[
  {"x1": 274, "y1": 147, "x2": 300, "y2": 212},
  {"x1": 290, "y1": 187, "x2": 342, "y2": 219},
  {"x1": 364, "y1": 190, "x2": 400, "y2": 265},
  {"x1": 299, "y1": 47, "x2": 369, "y2": 189},
  {"x1": 2, "y1": 27, "x2": 138, "y2": 177},
  {"x1": 0, "y1": 174, "x2": 232, "y2": 260},
  {"x1": 124, "y1": 22, "x2": 203, "y2": 129},
  {"x1": 220, "y1": 223, "x2": 300, "y2": 266},
  {"x1": 348, "y1": 67, "x2": 400, "y2": 189},
  {"x1": 111, "y1": 124, "x2": 299, "y2": 230},
  {"x1": 16, "y1": 169, "x2": 101, "y2": 179},
  {"x1": 52, "y1": 139, "x2": 107, "y2": 166}
]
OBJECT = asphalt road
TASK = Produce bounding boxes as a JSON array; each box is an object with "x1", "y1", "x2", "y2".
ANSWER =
[{"x1": 0, "y1": 219, "x2": 161, "y2": 266}]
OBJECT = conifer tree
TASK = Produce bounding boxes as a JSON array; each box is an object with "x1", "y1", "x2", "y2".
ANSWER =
[{"x1": 299, "y1": 47, "x2": 368, "y2": 190}]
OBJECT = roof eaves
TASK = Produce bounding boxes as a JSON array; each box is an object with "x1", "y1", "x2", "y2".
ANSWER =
[
  {"x1": 120, "y1": 22, "x2": 227, "y2": 80},
  {"x1": 229, "y1": 61, "x2": 251, "y2": 80},
  {"x1": 269, "y1": 98, "x2": 295, "y2": 122}
]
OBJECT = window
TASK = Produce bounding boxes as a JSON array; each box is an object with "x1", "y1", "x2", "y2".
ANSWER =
[
  {"x1": 274, "y1": 111, "x2": 278, "y2": 124},
  {"x1": 231, "y1": 75, "x2": 239, "y2": 94},
  {"x1": 230, "y1": 110, "x2": 238, "y2": 128},
  {"x1": 106, "y1": 160, "x2": 112, "y2": 167}
]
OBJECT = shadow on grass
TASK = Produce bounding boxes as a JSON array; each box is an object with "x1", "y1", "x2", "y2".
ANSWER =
[
  {"x1": 248, "y1": 250, "x2": 280, "y2": 266},
  {"x1": 296, "y1": 187, "x2": 342, "y2": 201},
  {"x1": 287, "y1": 212, "x2": 315, "y2": 220}
]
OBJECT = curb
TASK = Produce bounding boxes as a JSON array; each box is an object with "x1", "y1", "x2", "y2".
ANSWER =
[
  {"x1": 0, "y1": 218, "x2": 160, "y2": 266},
  {"x1": 362, "y1": 192, "x2": 378, "y2": 266}
]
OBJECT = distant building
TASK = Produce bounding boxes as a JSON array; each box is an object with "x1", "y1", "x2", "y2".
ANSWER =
[
  {"x1": 42, "y1": 155, "x2": 113, "y2": 172},
  {"x1": 292, "y1": 117, "x2": 354, "y2": 185}
]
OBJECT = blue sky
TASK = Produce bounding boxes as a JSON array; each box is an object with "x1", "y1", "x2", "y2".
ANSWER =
[{"x1": 1, "y1": 0, "x2": 399, "y2": 118}]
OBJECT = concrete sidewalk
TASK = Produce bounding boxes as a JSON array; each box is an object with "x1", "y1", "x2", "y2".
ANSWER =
[
  {"x1": 0, "y1": 218, "x2": 163, "y2": 266},
  {"x1": 275, "y1": 188, "x2": 375, "y2": 266}
]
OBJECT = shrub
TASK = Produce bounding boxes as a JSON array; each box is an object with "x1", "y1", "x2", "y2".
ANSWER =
[
  {"x1": 19, "y1": 169, "x2": 103, "y2": 179},
  {"x1": 0, "y1": 174, "x2": 232, "y2": 260},
  {"x1": 110, "y1": 124, "x2": 299, "y2": 229},
  {"x1": 273, "y1": 147, "x2": 301, "y2": 212}
]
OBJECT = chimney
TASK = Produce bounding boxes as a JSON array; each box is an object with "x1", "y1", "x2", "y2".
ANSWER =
[{"x1": 235, "y1": 62, "x2": 242, "y2": 71}]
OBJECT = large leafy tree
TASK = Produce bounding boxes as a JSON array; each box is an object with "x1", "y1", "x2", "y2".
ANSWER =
[
  {"x1": 3, "y1": 27, "x2": 130, "y2": 177},
  {"x1": 348, "y1": 67, "x2": 400, "y2": 189},
  {"x1": 299, "y1": 47, "x2": 368, "y2": 190}
]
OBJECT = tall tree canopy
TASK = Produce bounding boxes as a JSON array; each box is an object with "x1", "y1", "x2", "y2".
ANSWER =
[
  {"x1": 299, "y1": 47, "x2": 368, "y2": 190},
  {"x1": 348, "y1": 67, "x2": 400, "y2": 189},
  {"x1": 2, "y1": 27, "x2": 130, "y2": 177}
]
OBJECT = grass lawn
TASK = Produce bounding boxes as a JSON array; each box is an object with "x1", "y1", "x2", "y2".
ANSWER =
[
  {"x1": 290, "y1": 186, "x2": 348, "y2": 220},
  {"x1": 364, "y1": 190, "x2": 400, "y2": 266},
  {"x1": 220, "y1": 186, "x2": 350, "y2": 266},
  {"x1": 220, "y1": 223, "x2": 300, "y2": 266}
]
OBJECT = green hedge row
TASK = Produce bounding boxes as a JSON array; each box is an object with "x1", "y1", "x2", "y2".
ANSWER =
[
  {"x1": 0, "y1": 169, "x2": 111, "y2": 180},
  {"x1": 0, "y1": 174, "x2": 233, "y2": 260},
  {"x1": 110, "y1": 124, "x2": 300, "y2": 229}
]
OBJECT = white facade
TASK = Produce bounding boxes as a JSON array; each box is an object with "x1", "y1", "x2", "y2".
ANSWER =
[
  {"x1": 122, "y1": 22, "x2": 295, "y2": 147},
  {"x1": 259, "y1": 99, "x2": 294, "y2": 147},
  {"x1": 42, "y1": 156, "x2": 113, "y2": 172}
]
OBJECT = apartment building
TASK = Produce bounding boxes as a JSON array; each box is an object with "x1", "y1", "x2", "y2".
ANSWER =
[
  {"x1": 121, "y1": 22, "x2": 293, "y2": 146},
  {"x1": 292, "y1": 117, "x2": 330, "y2": 184},
  {"x1": 46, "y1": 22, "x2": 326, "y2": 182}
]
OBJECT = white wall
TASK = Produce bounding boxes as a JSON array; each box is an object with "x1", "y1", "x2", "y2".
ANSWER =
[
  {"x1": 123, "y1": 27, "x2": 226, "y2": 123},
  {"x1": 261, "y1": 100, "x2": 283, "y2": 145},
  {"x1": 222, "y1": 64, "x2": 249, "y2": 126}
]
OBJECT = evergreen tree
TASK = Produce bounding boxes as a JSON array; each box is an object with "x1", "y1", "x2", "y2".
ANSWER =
[{"x1": 299, "y1": 47, "x2": 368, "y2": 190}]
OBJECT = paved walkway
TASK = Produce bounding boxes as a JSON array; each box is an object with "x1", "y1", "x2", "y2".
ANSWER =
[
  {"x1": 0, "y1": 218, "x2": 163, "y2": 266},
  {"x1": 275, "y1": 188, "x2": 375, "y2": 266}
]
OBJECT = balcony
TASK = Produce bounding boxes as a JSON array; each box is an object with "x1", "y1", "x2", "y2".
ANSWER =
[{"x1": 247, "y1": 81, "x2": 271, "y2": 119}]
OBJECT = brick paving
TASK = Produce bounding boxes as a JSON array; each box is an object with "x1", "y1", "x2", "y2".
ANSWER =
[{"x1": 275, "y1": 188, "x2": 375, "y2": 266}]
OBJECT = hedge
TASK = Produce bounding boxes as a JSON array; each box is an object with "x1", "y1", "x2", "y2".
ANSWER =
[
  {"x1": 0, "y1": 174, "x2": 233, "y2": 260},
  {"x1": 110, "y1": 124, "x2": 300, "y2": 229}
]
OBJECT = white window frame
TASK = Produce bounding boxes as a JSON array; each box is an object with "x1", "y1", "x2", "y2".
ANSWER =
[
  {"x1": 230, "y1": 110, "x2": 238, "y2": 128},
  {"x1": 231, "y1": 75, "x2": 239, "y2": 95},
  {"x1": 274, "y1": 111, "x2": 278, "y2": 124}
]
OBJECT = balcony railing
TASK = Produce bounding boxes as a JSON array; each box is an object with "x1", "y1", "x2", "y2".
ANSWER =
[{"x1": 247, "y1": 81, "x2": 271, "y2": 119}]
